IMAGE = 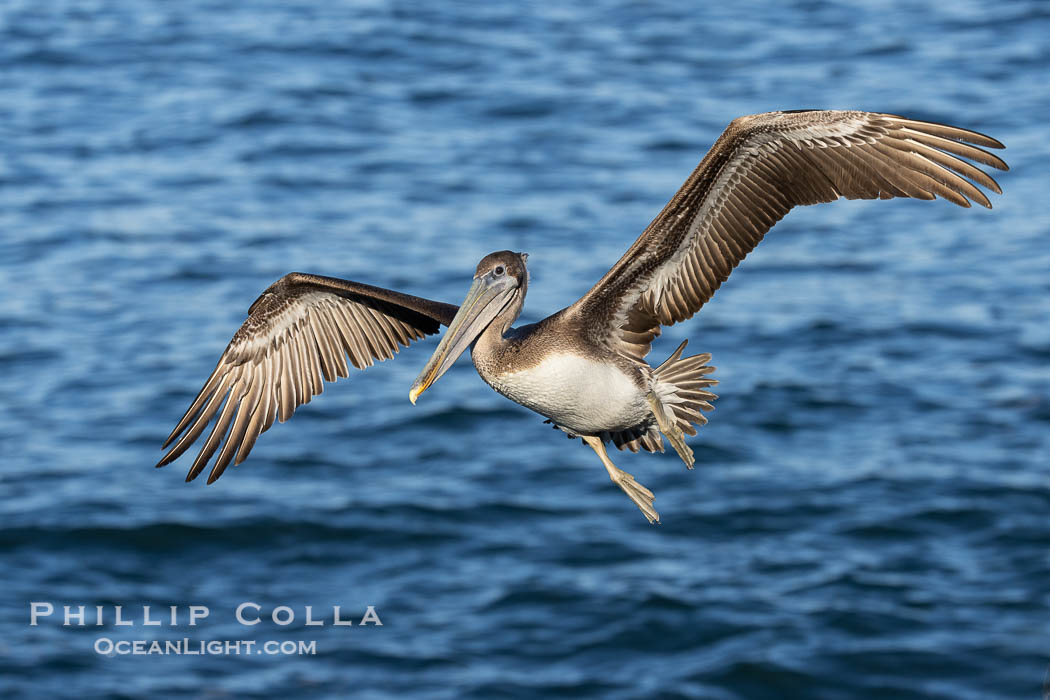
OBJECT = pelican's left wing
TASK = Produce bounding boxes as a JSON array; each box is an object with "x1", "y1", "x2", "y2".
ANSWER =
[
  {"x1": 568, "y1": 110, "x2": 1008, "y2": 361},
  {"x1": 157, "y1": 272, "x2": 458, "y2": 483}
]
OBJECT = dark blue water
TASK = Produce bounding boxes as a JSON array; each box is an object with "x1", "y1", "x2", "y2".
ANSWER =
[{"x1": 2, "y1": 1, "x2": 1048, "y2": 697}]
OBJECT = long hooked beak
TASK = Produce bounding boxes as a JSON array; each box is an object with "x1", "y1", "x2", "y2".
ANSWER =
[{"x1": 408, "y1": 273, "x2": 517, "y2": 404}]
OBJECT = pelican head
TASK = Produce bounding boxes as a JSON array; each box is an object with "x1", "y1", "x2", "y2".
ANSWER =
[{"x1": 409, "y1": 250, "x2": 528, "y2": 404}]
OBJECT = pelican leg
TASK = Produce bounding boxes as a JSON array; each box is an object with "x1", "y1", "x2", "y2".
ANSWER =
[
  {"x1": 582, "y1": 435, "x2": 659, "y2": 524},
  {"x1": 646, "y1": 391, "x2": 695, "y2": 469}
]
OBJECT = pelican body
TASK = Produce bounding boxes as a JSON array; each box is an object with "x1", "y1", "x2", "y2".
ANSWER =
[{"x1": 158, "y1": 110, "x2": 1008, "y2": 522}]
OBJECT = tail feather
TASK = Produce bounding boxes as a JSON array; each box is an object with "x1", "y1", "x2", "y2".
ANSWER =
[
  {"x1": 609, "y1": 340, "x2": 717, "y2": 453},
  {"x1": 655, "y1": 340, "x2": 718, "y2": 437}
]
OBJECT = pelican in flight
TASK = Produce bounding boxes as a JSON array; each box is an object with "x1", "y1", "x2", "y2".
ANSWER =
[{"x1": 158, "y1": 110, "x2": 1007, "y2": 522}]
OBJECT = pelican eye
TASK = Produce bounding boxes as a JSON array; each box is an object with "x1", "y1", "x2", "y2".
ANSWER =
[{"x1": 494, "y1": 265, "x2": 505, "y2": 276}]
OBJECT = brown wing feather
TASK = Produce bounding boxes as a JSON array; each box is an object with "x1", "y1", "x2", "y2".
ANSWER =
[
  {"x1": 157, "y1": 272, "x2": 458, "y2": 484},
  {"x1": 569, "y1": 110, "x2": 1008, "y2": 361}
]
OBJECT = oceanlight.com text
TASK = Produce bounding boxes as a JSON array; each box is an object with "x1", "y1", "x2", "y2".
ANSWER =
[{"x1": 95, "y1": 638, "x2": 318, "y2": 656}]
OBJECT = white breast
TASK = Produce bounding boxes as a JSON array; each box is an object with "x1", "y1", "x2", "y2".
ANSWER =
[{"x1": 485, "y1": 354, "x2": 650, "y2": 434}]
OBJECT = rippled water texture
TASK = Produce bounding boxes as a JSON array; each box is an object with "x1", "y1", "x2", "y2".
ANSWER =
[{"x1": 2, "y1": 1, "x2": 1049, "y2": 698}]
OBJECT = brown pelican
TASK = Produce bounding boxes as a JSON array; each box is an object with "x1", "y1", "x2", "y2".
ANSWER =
[{"x1": 157, "y1": 110, "x2": 1007, "y2": 522}]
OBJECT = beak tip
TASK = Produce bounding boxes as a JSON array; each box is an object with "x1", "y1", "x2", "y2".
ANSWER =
[{"x1": 408, "y1": 387, "x2": 421, "y2": 405}]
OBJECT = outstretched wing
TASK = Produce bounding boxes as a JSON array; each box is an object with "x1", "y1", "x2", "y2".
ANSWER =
[
  {"x1": 569, "y1": 110, "x2": 1008, "y2": 361},
  {"x1": 157, "y1": 272, "x2": 458, "y2": 483}
]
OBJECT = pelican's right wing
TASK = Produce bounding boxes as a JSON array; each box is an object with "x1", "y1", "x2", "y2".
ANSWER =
[
  {"x1": 568, "y1": 110, "x2": 1008, "y2": 361},
  {"x1": 157, "y1": 273, "x2": 458, "y2": 484}
]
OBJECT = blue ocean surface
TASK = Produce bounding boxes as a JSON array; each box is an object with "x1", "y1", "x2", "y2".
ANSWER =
[{"x1": 1, "y1": 1, "x2": 1048, "y2": 698}]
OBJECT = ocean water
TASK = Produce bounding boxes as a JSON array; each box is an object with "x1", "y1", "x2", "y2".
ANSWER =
[{"x1": 2, "y1": 0, "x2": 1048, "y2": 697}]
